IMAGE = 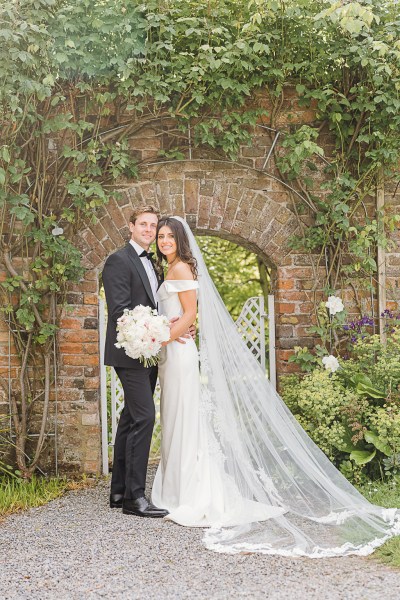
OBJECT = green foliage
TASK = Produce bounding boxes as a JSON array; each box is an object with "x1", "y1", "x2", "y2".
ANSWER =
[
  {"x1": 272, "y1": 1, "x2": 400, "y2": 290},
  {"x1": 0, "y1": 475, "x2": 69, "y2": 517},
  {"x1": 50, "y1": 0, "x2": 147, "y2": 80},
  {"x1": 289, "y1": 298, "x2": 346, "y2": 370},
  {"x1": 278, "y1": 125, "x2": 324, "y2": 181},
  {"x1": 288, "y1": 345, "x2": 320, "y2": 372},
  {"x1": 281, "y1": 371, "x2": 359, "y2": 464},
  {"x1": 282, "y1": 328, "x2": 400, "y2": 483},
  {"x1": 196, "y1": 236, "x2": 268, "y2": 320},
  {"x1": 340, "y1": 331, "x2": 400, "y2": 402},
  {"x1": 0, "y1": 474, "x2": 95, "y2": 517}
]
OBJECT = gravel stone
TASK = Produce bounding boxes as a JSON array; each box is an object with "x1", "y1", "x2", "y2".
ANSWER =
[{"x1": 1, "y1": 467, "x2": 400, "y2": 600}]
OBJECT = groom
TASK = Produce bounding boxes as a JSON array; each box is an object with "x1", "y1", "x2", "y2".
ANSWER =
[{"x1": 102, "y1": 205, "x2": 168, "y2": 517}]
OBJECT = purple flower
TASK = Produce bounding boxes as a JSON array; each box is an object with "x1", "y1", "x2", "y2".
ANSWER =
[
  {"x1": 381, "y1": 309, "x2": 394, "y2": 319},
  {"x1": 344, "y1": 315, "x2": 375, "y2": 334}
]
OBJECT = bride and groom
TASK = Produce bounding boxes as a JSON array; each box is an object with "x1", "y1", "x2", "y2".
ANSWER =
[{"x1": 102, "y1": 205, "x2": 399, "y2": 557}]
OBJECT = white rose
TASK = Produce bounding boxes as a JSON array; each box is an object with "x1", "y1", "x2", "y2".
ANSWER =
[
  {"x1": 322, "y1": 355, "x2": 340, "y2": 373},
  {"x1": 325, "y1": 295, "x2": 344, "y2": 316},
  {"x1": 132, "y1": 305, "x2": 150, "y2": 319}
]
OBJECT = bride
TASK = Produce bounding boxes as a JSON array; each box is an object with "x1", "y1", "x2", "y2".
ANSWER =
[{"x1": 151, "y1": 216, "x2": 400, "y2": 557}]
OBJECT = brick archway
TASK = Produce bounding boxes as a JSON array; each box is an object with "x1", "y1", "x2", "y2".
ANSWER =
[
  {"x1": 60, "y1": 160, "x2": 316, "y2": 473},
  {"x1": 77, "y1": 160, "x2": 300, "y2": 266}
]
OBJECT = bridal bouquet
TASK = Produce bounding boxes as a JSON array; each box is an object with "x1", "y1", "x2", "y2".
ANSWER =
[{"x1": 115, "y1": 305, "x2": 170, "y2": 367}]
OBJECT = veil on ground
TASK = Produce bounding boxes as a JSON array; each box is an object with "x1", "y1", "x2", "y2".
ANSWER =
[{"x1": 173, "y1": 216, "x2": 400, "y2": 558}]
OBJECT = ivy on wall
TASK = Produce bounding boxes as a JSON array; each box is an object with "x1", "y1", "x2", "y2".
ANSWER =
[{"x1": 0, "y1": 0, "x2": 399, "y2": 475}]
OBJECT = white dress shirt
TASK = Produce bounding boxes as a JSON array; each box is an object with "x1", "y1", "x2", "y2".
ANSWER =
[{"x1": 129, "y1": 239, "x2": 159, "y2": 304}]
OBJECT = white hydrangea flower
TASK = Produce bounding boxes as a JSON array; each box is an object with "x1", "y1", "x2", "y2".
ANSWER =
[
  {"x1": 322, "y1": 355, "x2": 340, "y2": 373},
  {"x1": 325, "y1": 295, "x2": 344, "y2": 316}
]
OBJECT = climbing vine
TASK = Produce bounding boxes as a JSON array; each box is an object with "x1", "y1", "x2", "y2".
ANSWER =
[
  {"x1": 274, "y1": 1, "x2": 400, "y2": 298},
  {"x1": 0, "y1": 0, "x2": 399, "y2": 474}
]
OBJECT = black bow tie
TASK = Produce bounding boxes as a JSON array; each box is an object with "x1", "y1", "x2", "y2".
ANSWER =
[{"x1": 139, "y1": 250, "x2": 154, "y2": 260}]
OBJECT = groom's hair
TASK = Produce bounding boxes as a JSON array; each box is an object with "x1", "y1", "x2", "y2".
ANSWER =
[{"x1": 129, "y1": 205, "x2": 160, "y2": 224}]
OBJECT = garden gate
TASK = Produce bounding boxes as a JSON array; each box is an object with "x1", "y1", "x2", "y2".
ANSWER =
[{"x1": 99, "y1": 295, "x2": 276, "y2": 475}]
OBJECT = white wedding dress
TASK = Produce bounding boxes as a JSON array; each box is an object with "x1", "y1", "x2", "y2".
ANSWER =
[
  {"x1": 152, "y1": 280, "x2": 285, "y2": 527},
  {"x1": 151, "y1": 217, "x2": 400, "y2": 557}
]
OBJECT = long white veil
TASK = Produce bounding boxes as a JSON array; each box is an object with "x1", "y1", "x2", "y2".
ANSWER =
[{"x1": 173, "y1": 216, "x2": 400, "y2": 557}]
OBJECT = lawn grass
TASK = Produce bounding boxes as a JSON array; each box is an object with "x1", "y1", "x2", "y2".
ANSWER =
[
  {"x1": 0, "y1": 474, "x2": 95, "y2": 519},
  {"x1": 359, "y1": 481, "x2": 400, "y2": 568}
]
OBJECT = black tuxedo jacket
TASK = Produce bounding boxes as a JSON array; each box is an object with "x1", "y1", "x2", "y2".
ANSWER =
[{"x1": 102, "y1": 243, "x2": 163, "y2": 368}]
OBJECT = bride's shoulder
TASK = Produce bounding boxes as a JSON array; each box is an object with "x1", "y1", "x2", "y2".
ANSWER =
[{"x1": 170, "y1": 261, "x2": 195, "y2": 281}]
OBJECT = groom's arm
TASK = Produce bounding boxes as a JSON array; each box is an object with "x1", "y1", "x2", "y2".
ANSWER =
[{"x1": 102, "y1": 253, "x2": 132, "y2": 324}]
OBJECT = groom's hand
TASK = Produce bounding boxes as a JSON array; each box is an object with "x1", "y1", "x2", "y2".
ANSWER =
[
  {"x1": 176, "y1": 323, "x2": 196, "y2": 344},
  {"x1": 169, "y1": 316, "x2": 193, "y2": 344},
  {"x1": 188, "y1": 323, "x2": 196, "y2": 340}
]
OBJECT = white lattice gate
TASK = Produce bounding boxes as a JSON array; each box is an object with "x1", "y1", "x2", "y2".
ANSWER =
[{"x1": 99, "y1": 295, "x2": 276, "y2": 475}]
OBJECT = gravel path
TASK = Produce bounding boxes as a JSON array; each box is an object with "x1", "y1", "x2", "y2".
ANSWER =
[{"x1": 1, "y1": 470, "x2": 400, "y2": 600}]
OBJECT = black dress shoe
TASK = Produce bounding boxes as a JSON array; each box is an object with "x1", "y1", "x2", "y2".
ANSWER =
[
  {"x1": 122, "y1": 497, "x2": 169, "y2": 518},
  {"x1": 110, "y1": 493, "x2": 124, "y2": 508}
]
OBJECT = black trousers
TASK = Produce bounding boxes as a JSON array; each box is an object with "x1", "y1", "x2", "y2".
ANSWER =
[{"x1": 111, "y1": 365, "x2": 158, "y2": 499}]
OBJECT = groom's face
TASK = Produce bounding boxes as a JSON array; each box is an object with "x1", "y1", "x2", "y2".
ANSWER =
[{"x1": 129, "y1": 212, "x2": 158, "y2": 249}]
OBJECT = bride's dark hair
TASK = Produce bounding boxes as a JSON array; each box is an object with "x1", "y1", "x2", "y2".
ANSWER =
[{"x1": 156, "y1": 217, "x2": 198, "y2": 279}]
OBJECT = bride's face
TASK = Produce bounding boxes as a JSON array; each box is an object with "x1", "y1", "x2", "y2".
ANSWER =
[{"x1": 157, "y1": 225, "x2": 178, "y2": 261}]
